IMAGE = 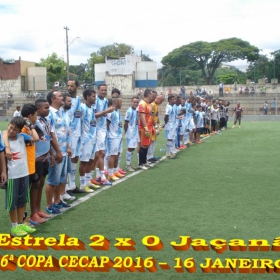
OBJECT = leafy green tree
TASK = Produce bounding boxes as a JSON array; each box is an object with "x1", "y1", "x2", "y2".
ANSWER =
[
  {"x1": 89, "y1": 43, "x2": 134, "y2": 70},
  {"x1": 37, "y1": 52, "x2": 66, "y2": 87},
  {"x1": 162, "y1": 38, "x2": 259, "y2": 85},
  {"x1": 163, "y1": 73, "x2": 177, "y2": 86},
  {"x1": 141, "y1": 54, "x2": 152, "y2": 61}
]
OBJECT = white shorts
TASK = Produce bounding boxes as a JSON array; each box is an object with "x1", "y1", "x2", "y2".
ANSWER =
[
  {"x1": 80, "y1": 139, "x2": 95, "y2": 162},
  {"x1": 126, "y1": 137, "x2": 139, "y2": 149},
  {"x1": 180, "y1": 124, "x2": 187, "y2": 135},
  {"x1": 186, "y1": 119, "x2": 195, "y2": 131},
  {"x1": 165, "y1": 126, "x2": 177, "y2": 140},
  {"x1": 95, "y1": 130, "x2": 107, "y2": 152},
  {"x1": 69, "y1": 135, "x2": 81, "y2": 158},
  {"x1": 108, "y1": 138, "x2": 122, "y2": 156}
]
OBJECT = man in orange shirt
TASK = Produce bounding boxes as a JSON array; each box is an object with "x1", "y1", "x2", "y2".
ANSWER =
[{"x1": 138, "y1": 89, "x2": 153, "y2": 169}]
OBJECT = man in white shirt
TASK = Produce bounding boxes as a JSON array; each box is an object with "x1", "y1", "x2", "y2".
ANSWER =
[{"x1": 13, "y1": 106, "x2": 21, "y2": 117}]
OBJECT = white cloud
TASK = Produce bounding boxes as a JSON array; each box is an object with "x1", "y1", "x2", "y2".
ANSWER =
[{"x1": 1, "y1": 0, "x2": 280, "y2": 69}]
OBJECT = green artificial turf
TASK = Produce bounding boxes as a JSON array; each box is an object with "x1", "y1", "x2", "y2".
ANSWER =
[{"x1": 0, "y1": 121, "x2": 280, "y2": 279}]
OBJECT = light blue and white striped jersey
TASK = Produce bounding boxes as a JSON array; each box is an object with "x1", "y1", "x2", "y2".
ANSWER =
[
  {"x1": 174, "y1": 104, "x2": 181, "y2": 125},
  {"x1": 48, "y1": 107, "x2": 70, "y2": 156},
  {"x1": 95, "y1": 96, "x2": 108, "y2": 132},
  {"x1": 165, "y1": 104, "x2": 176, "y2": 130},
  {"x1": 124, "y1": 107, "x2": 138, "y2": 139},
  {"x1": 0, "y1": 131, "x2": 5, "y2": 152},
  {"x1": 107, "y1": 109, "x2": 122, "y2": 139},
  {"x1": 81, "y1": 103, "x2": 96, "y2": 144},
  {"x1": 67, "y1": 96, "x2": 82, "y2": 137},
  {"x1": 186, "y1": 102, "x2": 193, "y2": 119},
  {"x1": 196, "y1": 111, "x2": 204, "y2": 128}
]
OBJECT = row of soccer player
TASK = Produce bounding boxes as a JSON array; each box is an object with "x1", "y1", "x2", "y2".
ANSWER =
[{"x1": 0, "y1": 80, "x2": 241, "y2": 237}]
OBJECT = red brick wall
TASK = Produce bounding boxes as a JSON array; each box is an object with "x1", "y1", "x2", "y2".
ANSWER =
[{"x1": 0, "y1": 60, "x2": 20, "y2": 80}]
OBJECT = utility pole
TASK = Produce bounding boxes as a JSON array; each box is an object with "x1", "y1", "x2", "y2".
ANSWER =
[{"x1": 64, "y1": 26, "x2": 70, "y2": 81}]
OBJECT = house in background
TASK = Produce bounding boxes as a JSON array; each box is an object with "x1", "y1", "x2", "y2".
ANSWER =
[{"x1": 0, "y1": 57, "x2": 47, "y2": 95}]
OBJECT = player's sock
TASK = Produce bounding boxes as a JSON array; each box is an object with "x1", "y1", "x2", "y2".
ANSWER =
[
  {"x1": 79, "y1": 176, "x2": 86, "y2": 188},
  {"x1": 70, "y1": 162, "x2": 77, "y2": 188},
  {"x1": 96, "y1": 168, "x2": 101, "y2": 178},
  {"x1": 85, "y1": 173, "x2": 91, "y2": 184},
  {"x1": 100, "y1": 171, "x2": 106, "y2": 180},
  {"x1": 126, "y1": 151, "x2": 133, "y2": 166}
]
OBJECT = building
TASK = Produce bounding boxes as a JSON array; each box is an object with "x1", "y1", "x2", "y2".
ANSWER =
[
  {"x1": 0, "y1": 57, "x2": 47, "y2": 95},
  {"x1": 95, "y1": 55, "x2": 157, "y2": 93}
]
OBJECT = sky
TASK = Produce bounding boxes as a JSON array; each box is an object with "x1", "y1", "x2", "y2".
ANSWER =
[{"x1": 1, "y1": 0, "x2": 280, "y2": 71}]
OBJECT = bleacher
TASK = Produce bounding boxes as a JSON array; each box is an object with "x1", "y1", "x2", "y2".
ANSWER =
[{"x1": 2, "y1": 87, "x2": 280, "y2": 118}]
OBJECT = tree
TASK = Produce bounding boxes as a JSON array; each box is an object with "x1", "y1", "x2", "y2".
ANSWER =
[
  {"x1": 141, "y1": 54, "x2": 153, "y2": 61},
  {"x1": 37, "y1": 53, "x2": 66, "y2": 87},
  {"x1": 89, "y1": 43, "x2": 134, "y2": 70},
  {"x1": 163, "y1": 73, "x2": 177, "y2": 86},
  {"x1": 162, "y1": 38, "x2": 259, "y2": 85}
]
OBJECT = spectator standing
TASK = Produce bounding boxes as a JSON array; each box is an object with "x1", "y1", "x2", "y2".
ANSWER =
[
  {"x1": 13, "y1": 106, "x2": 21, "y2": 117},
  {"x1": 263, "y1": 101, "x2": 268, "y2": 115},
  {"x1": 218, "y1": 81, "x2": 224, "y2": 97},
  {"x1": 271, "y1": 98, "x2": 276, "y2": 114},
  {"x1": 180, "y1": 85, "x2": 186, "y2": 99}
]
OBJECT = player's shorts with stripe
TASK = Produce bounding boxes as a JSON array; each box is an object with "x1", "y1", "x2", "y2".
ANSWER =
[
  {"x1": 108, "y1": 138, "x2": 122, "y2": 156},
  {"x1": 6, "y1": 176, "x2": 29, "y2": 211},
  {"x1": 95, "y1": 130, "x2": 107, "y2": 152},
  {"x1": 126, "y1": 137, "x2": 139, "y2": 149},
  {"x1": 80, "y1": 139, "x2": 95, "y2": 162},
  {"x1": 165, "y1": 126, "x2": 177, "y2": 140},
  {"x1": 69, "y1": 135, "x2": 81, "y2": 158}
]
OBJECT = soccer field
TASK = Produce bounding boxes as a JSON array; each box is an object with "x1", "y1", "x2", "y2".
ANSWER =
[{"x1": 0, "y1": 121, "x2": 280, "y2": 279}]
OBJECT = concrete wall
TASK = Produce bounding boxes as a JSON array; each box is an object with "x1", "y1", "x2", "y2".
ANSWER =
[
  {"x1": 20, "y1": 60, "x2": 35, "y2": 91},
  {"x1": 27, "y1": 67, "x2": 47, "y2": 91},
  {"x1": 105, "y1": 74, "x2": 133, "y2": 92},
  {"x1": 0, "y1": 76, "x2": 21, "y2": 96}
]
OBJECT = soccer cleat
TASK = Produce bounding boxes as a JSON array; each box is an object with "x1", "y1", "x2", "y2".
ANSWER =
[
  {"x1": 151, "y1": 157, "x2": 160, "y2": 161},
  {"x1": 167, "y1": 153, "x2": 176, "y2": 159},
  {"x1": 126, "y1": 165, "x2": 135, "y2": 172},
  {"x1": 19, "y1": 223, "x2": 36, "y2": 234},
  {"x1": 46, "y1": 205, "x2": 62, "y2": 215},
  {"x1": 11, "y1": 225, "x2": 28, "y2": 237},
  {"x1": 55, "y1": 200, "x2": 71, "y2": 208},
  {"x1": 178, "y1": 145, "x2": 186, "y2": 150},
  {"x1": 30, "y1": 213, "x2": 46, "y2": 224},
  {"x1": 114, "y1": 172, "x2": 125, "y2": 178},
  {"x1": 72, "y1": 187, "x2": 86, "y2": 193},
  {"x1": 61, "y1": 192, "x2": 76, "y2": 201},
  {"x1": 101, "y1": 179, "x2": 112, "y2": 186},
  {"x1": 108, "y1": 175, "x2": 120, "y2": 181},
  {"x1": 196, "y1": 140, "x2": 203, "y2": 144},
  {"x1": 87, "y1": 182, "x2": 100, "y2": 189},
  {"x1": 118, "y1": 168, "x2": 127, "y2": 175},
  {"x1": 36, "y1": 210, "x2": 51, "y2": 219},
  {"x1": 81, "y1": 186, "x2": 94, "y2": 193},
  {"x1": 138, "y1": 165, "x2": 148, "y2": 170},
  {"x1": 27, "y1": 219, "x2": 39, "y2": 227},
  {"x1": 95, "y1": 177, "x2": 102, "y2": 183},
  {"x1": 91, "y1": 178, "x2": 101, "y2": 185},
  {"x1": 232, "y1": 125, "x2": 235, "y2": 128},
  {"x1": 187, "y1": 141, "x2": 194, "y2": 146},
  {"x1": 147, "y1": 158, "x2": 157, "y2": 164}
]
